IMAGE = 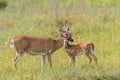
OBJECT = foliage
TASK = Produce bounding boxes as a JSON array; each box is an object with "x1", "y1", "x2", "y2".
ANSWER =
[{"x1": 0, "y1": 0, "x2": 7, "y2": 9}]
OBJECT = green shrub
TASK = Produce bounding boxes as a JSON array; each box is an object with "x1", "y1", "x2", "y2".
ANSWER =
[{"x1": 0, "y1": 0, "x2": 7, "y2": 9}]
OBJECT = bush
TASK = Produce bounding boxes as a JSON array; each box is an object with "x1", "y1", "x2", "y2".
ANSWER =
[{"x1": 0, "y1": 0, "x2": 7, "y2": 9}]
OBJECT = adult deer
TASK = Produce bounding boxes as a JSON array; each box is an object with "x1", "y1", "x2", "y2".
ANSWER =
[
  {"x1": 63, "y1": 39, "x2": 97, "y2": 66},
  {"x1": 11, "y1": 27, "x2": 74, "y2": 70}
]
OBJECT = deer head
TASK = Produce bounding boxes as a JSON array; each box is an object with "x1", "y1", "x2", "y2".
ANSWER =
[{"x1": 59, "y1": 26, "x2": 74, "y2": 42}]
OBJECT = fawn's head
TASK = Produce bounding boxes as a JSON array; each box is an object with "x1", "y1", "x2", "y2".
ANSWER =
[
  {"x1": 59, "y1": 27, "x2": 74, "y2": 42},
  {"x1": 63, "y1": 39, "x2": 69, "y2": 46}
]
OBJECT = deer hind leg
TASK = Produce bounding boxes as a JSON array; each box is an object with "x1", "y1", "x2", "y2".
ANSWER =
[
  {"x1": 13, "y1": 50, "x2": 25, "y2": 70},
  {"x1": 89, "y1": 53, "x2": 97, "y2": 65},
  {"x1": 85, "y1": 53, "x2": 92, "y2": 64},
  {"x1": 13, "y1": 53, "x2": 23, "y2": 70},
  {"x1": 92, "y1": 54, "x2": 97, "y2": 65},
  {"x1": 13, "y1": 54, "x2": 19, "y2": 69},
  {"x1": 47, "y1": 54, "x2": 52, "y2": 67},
  {"x1": 89, "y1": 48, "x2": 97, "y2": 65}
]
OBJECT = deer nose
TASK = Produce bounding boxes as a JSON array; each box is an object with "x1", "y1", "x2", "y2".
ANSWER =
[{"x1": 69, "y1": 38, "x2": 74, "y2": 42}]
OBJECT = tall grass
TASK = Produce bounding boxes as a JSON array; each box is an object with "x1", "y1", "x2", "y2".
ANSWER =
[{"x1": 0, "y1": 0, "x2": 120, "y2": 80}]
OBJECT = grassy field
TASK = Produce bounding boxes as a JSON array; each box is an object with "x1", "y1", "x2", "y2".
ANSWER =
[{"x1": 0, "y1": 0, "x2": 120, "y2": 80}]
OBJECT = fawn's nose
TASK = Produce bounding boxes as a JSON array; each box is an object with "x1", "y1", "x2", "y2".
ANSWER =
[{"x1": 64, "y1": 40, "x2": 68, "y2": 44}]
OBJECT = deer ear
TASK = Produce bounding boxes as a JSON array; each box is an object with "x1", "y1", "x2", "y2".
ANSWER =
[
  {"x1": 59, "y1": 27, "x2": 65, "y2": 32},
  {"x1": 67, "y1": 26, "x2": 70, "y2": 31}
]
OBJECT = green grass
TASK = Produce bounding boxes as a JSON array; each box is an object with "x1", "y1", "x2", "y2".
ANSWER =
[{"x1": 0, "y1": 0, "x2": 120, "y2": 80}]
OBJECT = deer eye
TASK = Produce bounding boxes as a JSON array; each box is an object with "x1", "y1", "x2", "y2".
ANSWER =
[{"x1": 65, "y1": 34, "x2": 69, "y2": 37}]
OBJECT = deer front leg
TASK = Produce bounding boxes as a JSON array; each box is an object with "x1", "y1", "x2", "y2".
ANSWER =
[
  {"x1": 70, "y1": 56, "x2": 75, "y2": 66},
  {"x1": 70, "y1": 56, "x2": 72, "y2": 66},
  {"x1": 72, "y1": 56, "x2": 75, "y2": 66},
  {"x1": 47, "y1": 54, "x2": 52, "y2": 67},
  {"x1": 41, "y1": 54, "x2": 46, "y2": 68}
]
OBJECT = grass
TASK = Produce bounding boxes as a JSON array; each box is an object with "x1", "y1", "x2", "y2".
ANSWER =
[{"x1": 0, "y1": 0, "x2": 120, "y2": 80}]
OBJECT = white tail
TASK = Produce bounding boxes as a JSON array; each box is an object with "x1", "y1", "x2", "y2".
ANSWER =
[
  {"x1": 11, "y1": 27, "x2": 74, "y2": 70},
  {"x1": 10, "y1": 39, "x2": 15, "y2": 48},
  {"x1": 63, "y1": 39, "x2": 97, "y2": 66}
]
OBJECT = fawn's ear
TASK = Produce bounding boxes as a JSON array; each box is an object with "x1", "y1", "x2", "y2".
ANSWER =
[
  {"x1": 67, "y1": 26, "x2": 70, "y2": 31},
  {"x1": 59, "y1": 27, "x2": 65, "y2": 33}
]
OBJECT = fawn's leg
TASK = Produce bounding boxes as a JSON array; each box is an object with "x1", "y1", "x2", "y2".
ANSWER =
[
  {"x1": 70, "y1": 56, "x2": 75, "y2": 66},
  {"x1": 85, "y1": 53, "x2": 92, "y2": 64}
]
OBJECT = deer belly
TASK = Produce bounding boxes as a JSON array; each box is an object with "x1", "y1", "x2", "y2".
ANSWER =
[
  {"x1": 27, "y1": 51, "x2": 46, "y2": 55},
  {"x1": 76, "y1": 52, "x2": 83, "y2": 56}
]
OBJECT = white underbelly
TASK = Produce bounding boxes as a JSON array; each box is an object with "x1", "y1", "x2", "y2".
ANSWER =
[
  {"x1": 26, "y1": 51, "x2": 46, "y2": 55},
  {"x1": 76, "y1": 52, "x2": 83, "y2": 56}
]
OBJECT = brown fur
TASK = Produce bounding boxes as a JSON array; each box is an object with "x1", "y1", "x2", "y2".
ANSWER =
[
  {"x1": 12, "y1": 36, "x2": 63, "y2": 54},
  {"x1": 11, "y1": 27, "x2": 73, "y2": 70},
  {"x1": 64, "y1": 40, "x2": 97, "y2": 66}
]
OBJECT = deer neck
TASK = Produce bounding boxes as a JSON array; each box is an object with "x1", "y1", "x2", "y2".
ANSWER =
[
  {"x1": 64, "y1": 42, "x2": 70, "y2": 49},
  {"x1": 56, "y1": 38, "x2": 64, "y2": 49}
]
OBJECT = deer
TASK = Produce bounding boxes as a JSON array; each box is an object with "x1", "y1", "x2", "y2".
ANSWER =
[
  {"x1": 63, "y1": 38, "x2": 97, "y2": 66},
  {"x1": 10, "y1": 27, "x2": 74, "y2": 70}
]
